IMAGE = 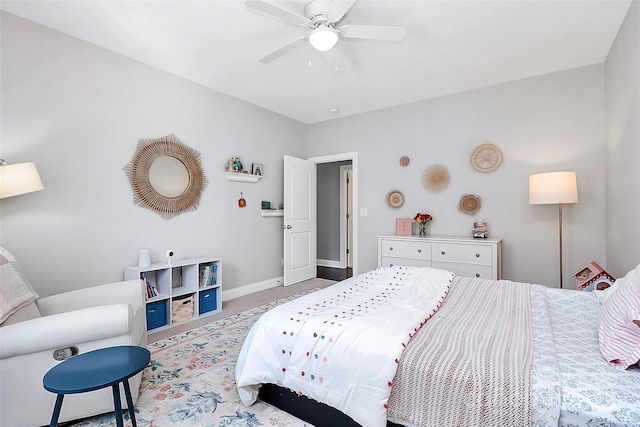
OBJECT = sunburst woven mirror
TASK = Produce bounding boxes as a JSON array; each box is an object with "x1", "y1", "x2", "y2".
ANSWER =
[{"x1": 124, "y1": 134, "x2": 208, "y2": 220}]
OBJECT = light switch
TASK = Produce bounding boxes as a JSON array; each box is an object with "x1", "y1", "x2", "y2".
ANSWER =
[{"x1": 360, "y1": 208, "x2": 368, "y2": 216}]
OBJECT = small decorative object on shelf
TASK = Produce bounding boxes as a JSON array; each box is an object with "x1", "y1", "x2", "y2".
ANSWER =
[
  {"x1": 472, "y1": 219, "x2": 488, "y2": 238},
  {"x1": 138, "y1": 250, "x2": 151, "y2": 267},
  {"x1": 226, "y1": 156, "x2": 243, "y2": 172},
  {"x1": 262, "y1": 201, "x2": 271, "y2": 209},
  {"x1": 252, "y1": 163, "x2": 264, "y2": 176},
  {"x1": 414, "y1": 212, "x2": 433, "y2": 236}
]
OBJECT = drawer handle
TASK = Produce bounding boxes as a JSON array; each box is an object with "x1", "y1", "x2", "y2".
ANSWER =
[
  {"x1": 417, "y1": 249, "x2": 422, "y2": 253},
  {"x1": 476, "y1": 253, "x2": 480, "y2": 257},
  {"x1": 475, "y1": 273, "x2": 480, "y2": 278},
  {"x1": 441, "y1": 251, "x2": 445, "y2": 255},
  {"x1": 389, "y1": 263, "x2": 394, "y2": 267},
  {"x1": 389, "y1": 247, "x2": 393, "y2": 251}
]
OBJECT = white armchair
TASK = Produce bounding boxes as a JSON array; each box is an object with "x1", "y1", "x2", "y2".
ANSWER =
[{"x1": 0, "y1": 249, "x2": 147, "y2": 427}]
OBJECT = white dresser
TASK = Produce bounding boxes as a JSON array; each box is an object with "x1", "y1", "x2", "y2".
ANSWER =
[{"x1": 378, "y1": 235, "x2": 502, "y2": 280}]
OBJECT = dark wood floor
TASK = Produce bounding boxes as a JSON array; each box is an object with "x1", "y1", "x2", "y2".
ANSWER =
[{"x1": 317, "y1": 266, "x2": 353, "y2": 281}]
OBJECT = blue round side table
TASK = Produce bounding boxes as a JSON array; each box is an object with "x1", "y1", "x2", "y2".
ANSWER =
[{"x1": 43, "y1": 345, "x2": 150, "y2": 427}]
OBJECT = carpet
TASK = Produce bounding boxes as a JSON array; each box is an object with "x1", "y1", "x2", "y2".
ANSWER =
[{"x1": 73, "y1": 291, "x2": 318, "y2": 427}]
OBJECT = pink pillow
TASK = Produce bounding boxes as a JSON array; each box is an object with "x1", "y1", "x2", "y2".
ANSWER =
[{"x1": 598, "y1": 267, "x2": 640, "y2": 369}]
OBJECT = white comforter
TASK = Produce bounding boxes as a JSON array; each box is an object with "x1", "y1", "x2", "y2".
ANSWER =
[{"x1": 236, "y1": 266, "x2": 453, "y2": 427}]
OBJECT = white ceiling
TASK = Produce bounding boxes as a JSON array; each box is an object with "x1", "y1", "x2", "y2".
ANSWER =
[{"x1": 1, "y1": 0, "x2": 632, "y2": 124}]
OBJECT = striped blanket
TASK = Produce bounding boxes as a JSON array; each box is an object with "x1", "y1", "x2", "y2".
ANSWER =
[{"x1": 387, "y1": 276, "x2": 533, "y2": 427}]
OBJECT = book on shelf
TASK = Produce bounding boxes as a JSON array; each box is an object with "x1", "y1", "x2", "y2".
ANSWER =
[
  {"x1": 141, "y1": 273, "x2": 159, "y2": 300},
  {"x1": 199, "y1": 264, "x2": 217, "y2": 287}
]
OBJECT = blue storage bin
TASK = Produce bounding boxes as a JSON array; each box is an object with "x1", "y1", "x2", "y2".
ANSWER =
[
  {"x1": 199, "y1": 289, "x2": 218, "y2": 315},
  {"x1": 146, "y1": 300, "x2": 168, "y2": 330}
]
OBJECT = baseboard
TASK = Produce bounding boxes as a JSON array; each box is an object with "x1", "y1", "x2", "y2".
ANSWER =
[
  {"x1": 317, "y1": 259, "x2": 345, "y2": 269},
  {"x1": 222, "y1": 277, "x2": 283, "y2": 301}
]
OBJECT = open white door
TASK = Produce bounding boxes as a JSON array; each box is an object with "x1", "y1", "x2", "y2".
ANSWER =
[{"x1": 283, "y1": 155, "x2": 316, "y2": 286}]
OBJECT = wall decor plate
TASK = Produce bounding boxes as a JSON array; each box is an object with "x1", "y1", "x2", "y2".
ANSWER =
[
  {"x1": 458, "y1": 193, "x2": 482, "y2": 215},
  {"x1": 422, "y1": 164, "x2": 450, "y2": 193},
  {"x1": 399, "y1": 156, "x2": 410, "y2": 167},
  {"x1": 386, "y1": 190, "x2": 404, "y2": 208},
  {"x1": 471, "y1": 143, "x2": 503, "y2": 173}
]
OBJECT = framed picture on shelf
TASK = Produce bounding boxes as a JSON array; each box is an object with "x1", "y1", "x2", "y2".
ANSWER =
[{"x1": 252, "y1": 163, "x2": 264, "y2": 176}]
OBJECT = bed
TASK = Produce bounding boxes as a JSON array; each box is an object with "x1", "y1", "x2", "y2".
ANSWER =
[{"x1": 236, "y1": 265, "x2": 640, "y2": 427}]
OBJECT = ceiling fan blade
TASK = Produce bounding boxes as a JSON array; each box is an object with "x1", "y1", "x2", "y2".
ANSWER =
[
  {"x1": 245, "y1": 0, "x2": 309, "y2": 26},
  {"x1": 259, "y1": 36, "x2": 308, "y2": 63},
  {"x1": 329, "y1": 0, "x2": 359, "y2": 24},
  {"x1": 340, "y1": 25, "x2": 407, "y2": 42}
]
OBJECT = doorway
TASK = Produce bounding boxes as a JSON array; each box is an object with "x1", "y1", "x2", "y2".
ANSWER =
[
  {"x1": 313, "y1": 153, "x2": 357, "y2": 281},
  {"x1": 283, "y1": 152, "x2": 358, "y2": 287}
]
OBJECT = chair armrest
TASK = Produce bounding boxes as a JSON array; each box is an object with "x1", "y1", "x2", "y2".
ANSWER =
[
  {"x1": 0, "y1": 304, "x2": 134, "y2": 359},
  {"x1": 36, "y1": 280, "x2": 144, "y2": 316}
]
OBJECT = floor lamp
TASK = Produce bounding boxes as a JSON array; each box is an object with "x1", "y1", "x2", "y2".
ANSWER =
[
  {"x1": 0, "y1": 160, "x2": 44, "y2": 199},
  {"x1": 529, "y1": 171, "x2": 578, "y2": 288}
]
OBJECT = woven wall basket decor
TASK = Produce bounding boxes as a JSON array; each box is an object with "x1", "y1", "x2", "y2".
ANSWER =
[{"x1": 422, "y1": 164, "x2": 451, "y2": 193}]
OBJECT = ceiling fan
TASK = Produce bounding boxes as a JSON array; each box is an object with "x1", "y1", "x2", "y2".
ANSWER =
[{"x1": 245, "y1": 0, "x2": 407, "y2": 63}]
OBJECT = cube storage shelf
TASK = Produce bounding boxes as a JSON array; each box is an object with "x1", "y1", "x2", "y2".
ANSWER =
[{"x1": 124, "y1": 256, "x2": 222, "y2": 332}]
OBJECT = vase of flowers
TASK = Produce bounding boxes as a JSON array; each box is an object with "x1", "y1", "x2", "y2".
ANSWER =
[{"x1": 414, "y1": 212, "x2": 433, "y2": 236}]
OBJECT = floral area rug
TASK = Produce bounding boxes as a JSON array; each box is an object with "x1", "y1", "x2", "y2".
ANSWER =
[{"x1": 73, "y1": 291, "x2": 319, "y2": 427}]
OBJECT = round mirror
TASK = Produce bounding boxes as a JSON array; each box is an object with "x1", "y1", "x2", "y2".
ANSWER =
[
  {"x1": 148, "y1": 155, "x2": 190, "y2": 198},
  {"x1": 124, "y1": 134, "x2": 207, "y2": 220}
]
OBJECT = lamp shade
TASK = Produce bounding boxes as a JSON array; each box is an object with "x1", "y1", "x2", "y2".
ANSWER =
[
  {"x1": 309, "y1": 25, "x2": 339, "y2": 51},
  {"x1": 529, "y1": 171, "x2": 578, "y2": 205},
  {"x1": 0, "y1": 162, "x2": 44, "y2": 199}
]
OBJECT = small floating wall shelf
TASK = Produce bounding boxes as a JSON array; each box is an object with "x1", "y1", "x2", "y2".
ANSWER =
[
  {"x1": 260, "y1": 210, "x2": 284, "y2": 217},
  {"x1": 224, "y1": 172, "x2": 263, "y2": 183}
]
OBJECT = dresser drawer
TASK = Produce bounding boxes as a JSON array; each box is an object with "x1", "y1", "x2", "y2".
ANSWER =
[
  {"x1": 380, "y1": 240, "x2": 431, "y2": 261},
  {"x1": 432, "y1": 262, "x2": 493, "y2": 279},
  {"x1": 380, "y1": 256, "x2": 431, "y2": 268},
  {"x1": 432, "y1": 243, "x2": 492, "y2": 265}
]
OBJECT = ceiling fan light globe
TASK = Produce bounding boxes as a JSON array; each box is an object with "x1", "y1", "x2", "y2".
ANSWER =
[{"x1": 309, "y1": 26, "x2": 338, "y2": 51}]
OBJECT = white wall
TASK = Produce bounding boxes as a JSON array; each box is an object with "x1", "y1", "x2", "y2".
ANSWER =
[
  {"x1": 308, "y1": 66, "x2": 607, "y2": 287},
  {"x1": 3, "y1": 9, "x2": 630, "y2": 294},
  {"x1": 605, "y1": 0, "x2": 640, "y2": 277},
  {"x1": 0, "y1": 12, "x2": 307, "y2": 297}
]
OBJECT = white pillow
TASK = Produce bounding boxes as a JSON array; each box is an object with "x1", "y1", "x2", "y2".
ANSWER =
[
  {"x1": 595, "y1": 280, "x2": 619, "y2": 304},
  {"x1": 597, "y1": 264, "x2": 640, "y2": 369},
  {"x1": 0, "y1": 248, "x2": 39, "y2": 324},
  {"x1": 614, "y1": 263, "x2": 640, "y2": 288}
]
